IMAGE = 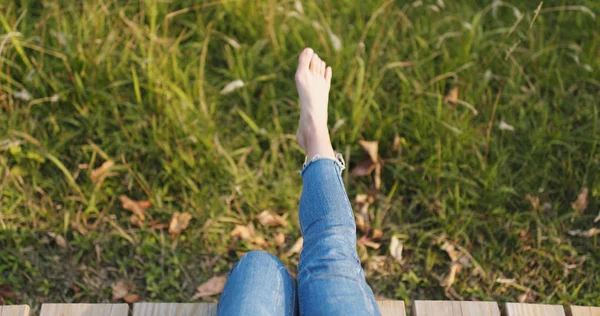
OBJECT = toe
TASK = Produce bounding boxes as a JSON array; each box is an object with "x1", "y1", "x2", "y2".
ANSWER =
[
  {"x1": 320, "y1": 61, "x2": 326, "y2": 76},
  {"x1": 310, "y1": 54, "x2": 320, "y2": 73},
  {"x1": 298, "y1": 48, "x2": 314, "y2": 70},
  {"x1": 325, "y1": 66, "x2": 333, "y2": 83}
]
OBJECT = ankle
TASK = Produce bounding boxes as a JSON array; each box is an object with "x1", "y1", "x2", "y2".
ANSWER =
[{"x1": 306, "y1": 133, "x2": 335, "y2": 160}]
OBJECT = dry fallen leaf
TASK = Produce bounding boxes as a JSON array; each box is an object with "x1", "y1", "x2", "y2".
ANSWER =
[
  {"x1": 124, "y1": 294, "x2": 139, "y2": 303},
  {"x1": 351, "y1": 159, "x2": 376, "y2": 176},
  {"x1": 568, "y1": 228, "x2": 600, "y2": 238},
  {"x1": 393, "y1": 135, "x2": 401, "y2": 152},
  {"x1": 47, "y1": 232, "x2": 67, "y2": 249},
  {"x1": 440, "y1": 263, "x2": 463, "y2": 288},
  {"x1": 499, "y1": 121, "x2": 515, "y2": 132},
  {"x1": 359, "y1": 237, "x2": 381, "y2": 249},
  {"x1": 389, "y1": 236, "x2": 403, "y2": 264},
  {"x1": 525, "y1": 194, "x2": 540, "y2": 210},
  {"x1": 119, "y1": 195, "x2": 151, "y2": 222},
  {"x1": 285, "y1": 237, "x2": 303, "y2": 257},
  {"x1": 220, "y1": 79, "x2": 244, "y2": 94},
  {"x1": 111, "y1": 281, "x2": 129, "y2": 301},
  {"x1": 148, "y1": 220, "x2": 170, "y2": 230},
  {"x1": 355, "y1": 212, "x2": 369, "y2": 232},
  {"x1": 355, "y1": 140, "x2": 383, "y2": 190},
  {"x1": 372, "y1": 229, "x2": 383, "y2": 240},
  {"x1": 367, "y1": 255, "x2": 387, "y2": 273},
  {"x1": 274, "y1": 232, "x2": 286, "y2": 246},
  {"x1": 257, "y1": 210, "x2": 287, "y2": 227},
  {"x1": 444, "y1": 86, "x2": 459, "y2": 104},
  {"x1": 594, "y1": 212, "x2": 600, "y2": 223},
  {"x1": 169, "y1": 212, "x2": 193, "y2": 235},
  {"x1": 251, "y1": 236, "x2": 269, "y2": 248},
  {"x1": 375, "y1": 162, "x2": 382, "y2": 190},
  {"x1": 358, "y1": 140, "x2": 379, "y2": 163},
  {"x1": 129, "y1": 215, "x2": 143, "y2": 227},
  {"x1": 191, "y1": 276, "x2": 227, "y2": 300},
  {"x1": 91, "y1": 160, "x2": 116, "y2": 188},
  {"x1": 495, "y1": 278, "x2": 516, "y2": 285},
  {"x1": 571, "y1": 187, "x2": 588, "y2": 214},
  {"x1": 230, "y1": 224, "x2": 254, "y2": 240},
  {"x1": 440, "y1": 241, "x2": 461, "y2": 262},
  {"x1": 355, "y1": 194, "x2": 369, "y2": 204}
]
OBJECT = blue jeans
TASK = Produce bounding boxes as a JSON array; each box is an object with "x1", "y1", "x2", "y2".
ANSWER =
[{"x1": 217, "y1": 158, "x2": 381, "y2": 316}]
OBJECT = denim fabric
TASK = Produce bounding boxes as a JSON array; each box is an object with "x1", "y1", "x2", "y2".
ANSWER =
[
  {"x1": 217, "y1": 158, "x2": 380, "y2": 316},
  {"x1": 217, "y1": 250, "x2": 297, "y2": 316}
]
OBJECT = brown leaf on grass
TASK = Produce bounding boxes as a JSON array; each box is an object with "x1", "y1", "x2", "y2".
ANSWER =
[
  {"x1": 285, "y1": 237, "x2": 303, "y2": 257},
  {"x1": 124, "y1": 294, "x2": 140, "y2": 303},
  {"x1": 358, "y1": 237, "x2": 380, "y2": 249},
  {"x1": 191, "y1": 276, "x2": 227, "y2": 300},
  {"x1": 147, "y1": 220, "x2": 169, "y2": 230},
  {"x1": 71, "y1": 210, "x2": 88, "y2": 235},
  {"x1": 525, "y1": 194, "x2": 540, "y2": 210},
  {"x1": 444, "y1": 87, "x2": 459, "y2": 104},
  {"x1": 169, "y1": 212, "x2": 193, "y2": 235},
  {"x1": 274, "y1": 232, "x2": 286, "y2": 246},
  {"x1": 440, "y1": 263, "x2": 463, "y2": 288},
  {"x1": 393, "y1": 135, "x2": 401, "y2": 152},
  {"x1": 359, "y1": 140, "x2": 378, "y2": 162},
  {"x1": 251, "y1": 236, "x2": 269, "y2": 248},
  {"x1": 257, "y1": 210, "x2": 287, "y2": 227},
  {"x1": 571, "y1": 187, "x2": 588, "y2": 214},
  {"x1": 111, "y1": 281, "x2": 130, "y2": 301},
  {"x1": 375, "y1": 162, "x2": 382, "y2": 190},
  {"x1": 129, "y1": 215, "x2": 143, "y2": 227},
  {"x1": 568, "y1": 228, "x2": 600, "y2": 238},
  {"x1": 367, "y1": 256, "x2": 387, "y2": 273},
  {"x1": 389, "y1": 236, "x2": 403, "y2": 264},
  {"x1": 47, "y1": 232, "x2": 67, "y2": 249},
  {"x1": 119, "y1": 195, "x2": 150, "y2": 222},
  {"x1": 91, "y1": 160, "x2": 116, "y2": 188},
  {"x1": 440, "y1": 241, "x2": 461, "y2": 262},
  {"x1": 0, "y1": 284, "x2": 14, "y2": 299},
  {"x1": 355, "y1": 212, "x2": 369, "y2": 232},
  {"x1": 351, "y1": 159, "x2": 376, "y2": 176},
  {"x1": 355, "y1": 194, "x2": 368, "y2": 204},
  {"x1": 355, "y1": 140, "x2": 383, "y2": 190},
  {"x1": 231, "y1": 224, "x2": 254, "y2": 240},
  {"x1": 372, "y1": 229, "x2": 383, "y2": 240}
]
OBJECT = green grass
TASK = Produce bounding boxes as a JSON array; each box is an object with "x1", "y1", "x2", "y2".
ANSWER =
[{"x1": 1, "y1": 0, "x2": 599, "y2": 312}]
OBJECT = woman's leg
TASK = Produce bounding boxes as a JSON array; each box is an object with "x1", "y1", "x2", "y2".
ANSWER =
[
  {"x1": 294, "y1": 48, "x2": 381, "y2": 316},
  {"x1": 217, "y1": 250, "x2": 297, "y2": 316}
]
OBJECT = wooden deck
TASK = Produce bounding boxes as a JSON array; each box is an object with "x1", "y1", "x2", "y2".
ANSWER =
[{"x1": 1, "y1": 301, "x2": 599, "y2": 315}]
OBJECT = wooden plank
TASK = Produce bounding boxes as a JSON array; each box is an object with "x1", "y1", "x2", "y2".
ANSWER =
[
  {"x1": 414, "y1": 300, "x2": 454, "y2": 316},
  {"x1": 376, "y1": 300, "x2": 406, "y2": 316},
  {"x1": 132, "y1": 303, "x2": 217, "y2": 316},
  {"x1": 570, "y1": 306, "x2": 592, "y2": 316},
  {"x1": 40, "y1": 304, "x2": 128, "y2": 316},
  {"x1": 0, "y1": 305, "x2": 30, "y2": 316},
  {"x1": 413, "y1": 300, "x2": 500, "y2": 316},
  {"x1": 132, "y1": 301, "x2": 403, "y2": 316},
  {"x1": 505, "y1": 303, "x2": 566, "y2": 316},
  {"x1": 570, "y1": 306, "x2": 600, "y2": 316}
]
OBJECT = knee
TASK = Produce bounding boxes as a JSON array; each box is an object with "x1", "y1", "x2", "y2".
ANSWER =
[{"x1": 237, "y1": 250, "x2": 281, "y2": 270}]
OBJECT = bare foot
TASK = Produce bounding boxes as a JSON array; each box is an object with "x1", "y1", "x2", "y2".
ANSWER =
[{"x1": 295, "y1": 48, "x2": 336, "y2": 161}]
